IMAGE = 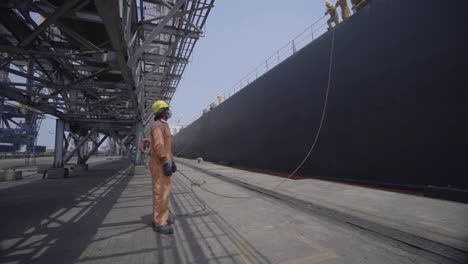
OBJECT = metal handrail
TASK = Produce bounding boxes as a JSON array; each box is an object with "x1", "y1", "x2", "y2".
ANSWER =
[{"x1": 194, "y1": 15, "x2": 330, "y2": 123}]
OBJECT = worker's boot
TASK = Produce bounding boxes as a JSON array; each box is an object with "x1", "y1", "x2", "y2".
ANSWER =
[
  {"x1": 167, "y1": 215, "x2": 175, "y2": 225},
  {"x1": 153, "y1": 224, "x2": 173, "y2": 235},
  {"x1": 152, "y1": 215, "x2": 175, "y2": 227}
]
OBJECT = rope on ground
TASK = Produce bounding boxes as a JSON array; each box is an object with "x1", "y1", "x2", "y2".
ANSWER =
[
  {"x1": 178, "y1": 170, "x2": 251, "y2": 199},
  {"x1": 169, "y1": 173, "x2": 208, "y2": 217}
]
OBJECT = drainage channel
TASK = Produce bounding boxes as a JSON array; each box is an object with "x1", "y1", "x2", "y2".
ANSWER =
[{"x1": 177, "y1": 160, "x2": 468, "y2": 264}]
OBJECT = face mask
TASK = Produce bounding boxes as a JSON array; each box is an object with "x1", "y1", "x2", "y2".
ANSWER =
[{"x1": 166, "y1": 109, "x2": 172, "y2": 119}]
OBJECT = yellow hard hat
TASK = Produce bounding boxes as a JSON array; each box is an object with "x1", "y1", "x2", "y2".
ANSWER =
[{"x1": 151, "y1": 100, "x2": 169, "y2": 114}]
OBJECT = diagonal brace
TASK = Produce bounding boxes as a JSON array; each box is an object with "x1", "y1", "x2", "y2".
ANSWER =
[
  {"x1": 81, "y1": 135, "x2": 108, "y2": 163},
  {"x1": 64, "y1": 128, "x2": 97, "y2": 163},
  {"x1": 107, "y1": 130, "x2": 132, "y2": 153},
  {"x1": 141, "y1": 36, "x2": 181, "y2": 86},
  {"x1": 128, "y1": 0, "x2": 186, "y2": 67},
  {"x1": 19, "y1": 0, "x2": 82, "y2": 47}
]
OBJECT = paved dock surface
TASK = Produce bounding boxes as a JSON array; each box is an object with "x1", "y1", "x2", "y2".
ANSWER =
[
  {"x1": 179, "y1": 158, "x2": 468, "y2": 262},
  {"x1": 0, "y1": 157, "x2": 56, "y2": 170},
  {"x1": 0, "y1": 156, "x2": 119, "y2": 170},
  {"x1": 0, "y1": 156, "x2": 121, "y2": 190},
  {"x1": 0, "y1": 160, "x2": 454, "y2": 263}
]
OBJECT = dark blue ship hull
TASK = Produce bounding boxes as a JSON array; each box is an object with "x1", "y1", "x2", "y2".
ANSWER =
[{"x1": 174, "y1": 0, "x2": 468, "y2": 193}]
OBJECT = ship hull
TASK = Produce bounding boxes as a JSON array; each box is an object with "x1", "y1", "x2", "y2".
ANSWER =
[{"x1": 174, "y1": 0, "x2": 468, "y2": 190}]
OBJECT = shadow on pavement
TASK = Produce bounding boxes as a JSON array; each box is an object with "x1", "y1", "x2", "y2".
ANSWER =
[
  {"x1": 0, "y1": 160, "x2": 133, "y2": 264},
  {"x1": 1, "y1": 161, "x2": 270, "y2": 264},
  {"x1": 149, "y1": 175, "x2": 270, "y2": 263}
]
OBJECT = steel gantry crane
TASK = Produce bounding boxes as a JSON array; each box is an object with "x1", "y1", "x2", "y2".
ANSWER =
[{"x1": 0, "y1": 0, "x2": 214, "y2": 172}]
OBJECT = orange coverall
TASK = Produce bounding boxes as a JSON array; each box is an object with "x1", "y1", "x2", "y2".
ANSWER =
[{"x1": 149, "y1": 119, "x2": 173, "y2": 226}]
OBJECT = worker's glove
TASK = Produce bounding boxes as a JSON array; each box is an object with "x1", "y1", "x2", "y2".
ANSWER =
[
  {"x1": 171, "y1": 161, "x2": 177, "y2": 173},
  {"x1": 162, "y1": 162, "x2": 173, "y2": 176}
]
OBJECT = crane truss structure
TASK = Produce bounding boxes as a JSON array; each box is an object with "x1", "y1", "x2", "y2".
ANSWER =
[
  {"x1": 0, "y1": 0, "x2": 214, "y2": 166},
  {"x1": 1, "y1": 61, "x2": 45, "y2": 164}
]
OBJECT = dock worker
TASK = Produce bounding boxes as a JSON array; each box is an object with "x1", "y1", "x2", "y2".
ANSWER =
[
  {"x1": 325, "y1": 1, "x2": 340, "y2": 30},
  {"x1": 336, "y1": 0, "x2": 351, "y2": 20},
  {"x1": 149, "y1": 100, "x2": 177, "y2": 235}
]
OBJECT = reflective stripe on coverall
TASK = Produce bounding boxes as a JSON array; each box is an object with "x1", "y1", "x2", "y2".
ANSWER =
[{"x1": 149, "y1": 119, "x2": 173, "y2": 226}]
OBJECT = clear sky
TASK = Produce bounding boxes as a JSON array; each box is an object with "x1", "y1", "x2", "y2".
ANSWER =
[{"x1": 36, "y1": 0, "x2": 326, "y2": 148}]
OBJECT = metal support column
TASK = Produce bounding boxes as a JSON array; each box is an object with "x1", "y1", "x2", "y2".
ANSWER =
[
  {"x1": 116, "y1": 141, "x2": 121, "y2": 156},
  {"x1": 134, "y1": 122, "x2": 143, "y2": 165},
  {"x1": 0, "y1": 96, "x2": 4, "y2": 128},
  {"x1": 79, "y1": 136, "x2": 89, "y2": 164},
  {"x1": 109, "y1": 138, "x2": 117, "y2": 155},
  {"x1": 53, "y1": 119, "x2": 65, "y2": 168},
  {"x1": 78, "y1": 136, "x2": 86, "y2": 164},
  {"x1": 25, "y1": 60, "x2": 35, "y2": 165}
]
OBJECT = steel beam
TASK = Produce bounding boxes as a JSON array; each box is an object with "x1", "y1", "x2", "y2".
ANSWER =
[
  {"x1": 0, "y1": 8, "x2": 34, "y2": 44},
  {"x1": 53, "y1": 119, "x2": 65, "y2": 168},
  {"x1": 72, "y1": 118, "x2": 135, "y2": 124},
  {"x1": 55, "y1": 22, "x2": 102, "y2": 52},
  {"x1": 142, "y1": 53, "x2": 188, "y2": 64},
  {"x1": 0, "y1": 96, "x2": 4, "y2": 128},
  {"x1": 128, "y1": 0, "x2": 186, "y2": 67},
  {"x1": 78, "y1": 136, "x2": 88, "y2": 164},
  {"x1": 10, "y1": 2, "x2": 104, "y2": 24},
  {"x1": 141, "y1": 24, "x2": 200, "y2": 39},
  {"x1": 142, "y1": 37, "x2": 180, "y2": 85},
  {"x1": 64, "y1": 132, "x2": 72, "y2": 151},
  {"x1": 82, "y1": 135, "x2": 108, "y2": 163},
  {"x1": 0, "y1": 65, "x2": 98, "y2": 99},
  {"x1": 0, "y1": 84, "x2": 65, "y2": 118},
  {"x1": 19, "y1": 0, "x2": 82, "y2": 47},
  {"x1": 64, "y1": 128, "x2": 97, "y2": 163},
  {"x1": 0, "y1": 0, "x2": 214, "y2": 152},
  {"x1": 66, "y1": 67, "x2": 111, "y2": 88},
  {"x1": 0, "y1": 44, "x2": 99, "y2": 63},
  {"x1": 0, "y1": 65, "x2": 52, "y2": 85},
  {"x1": 108, "y1": 130, "x2": 132, "y2": 154},
  {"x1": 95, "y1": 0, "x2": 140, "y2": 120},
  {"x1": 157, "y1": 0, "x2": 203, "y2": 34},
  {"x1": 145, "y1": 73, "x2": 181, "y2": 84}
]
